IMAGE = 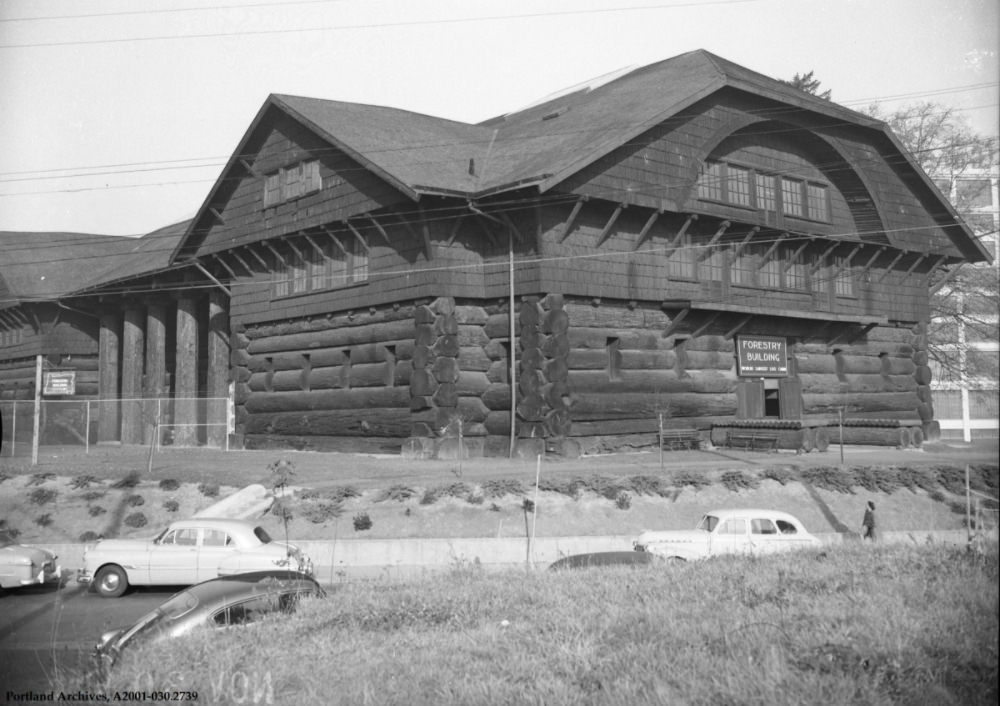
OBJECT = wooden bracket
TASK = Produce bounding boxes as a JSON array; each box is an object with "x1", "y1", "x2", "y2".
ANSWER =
[
  {"x1": 302, "y1": 233, "x2": 329, "y2": 262},
  {"x1": 876, "y1": 249, "x2": 907, "y2": 283},
  {"x1": 559, "y1": 195, "x2": 588, "y2": 243},
  {"x1": 212, "y1": 254, "x2": 239, "y2": 280},
  {"x1": 322, "y1": 227, "x2": 348, "y2": 258},
  {"x1": 731, "y1": 227, "x2": 760, "y2": 260},
  {"x1": 723, "y1": 314, "x2": 753, "y2": 340},
  {"x1": 498, "y1": 211, "x2": 525, "y2": 245},
  {"x1": 345, "y1": 221, "x2": 371, "y2": 255},
  {"x1": 208, "y1": 207, "x2": 225, "y2": 225},
  {"x1": 239, "y1": 158, "x2": 261, "y2": 178},
  {"x1": 902, "y1": 253, "x2": 929, "y2": 278},
  {"x1": 245, "y1": 244, "x2": 270, "y2": 271},
  {"x1": 929, "y1": 262, "x2": 965, "y2": 295},
  {"x1": 697, "y1": 220, "x2": 730, "y2": 262},
  {"x1": 366, "y1": 215, "x2": 392, "y2": 245},
  {"x1": 192, "y1": 260, "x2": 232, "y2": 297},
  {"x1": 829, "y1": 243, "x2": 863, "y2": 279},
  {"x1": 662, "y1": 307, "x2": 691, "y2": 338},
  {"x1": 854, "y1": 246, "x2": 886, "y2": 280},
  {"x1": 810, "y1": 240, "x2": 841, "y2": 274},
  {"x1": 632, "y1": 208, "x2": 662, "y2": 251},
  {"x1": 595, "y1": 203, "x2": 625, "y2": 248},
  {"x1": 758, "y1": 232, "x2": 788, "y2": 267},
  {"x1": 782, "y1": 236, "x2": 813, "y2": 274},
  {"x1": 286, "y1": 236, "x2": 308, "y2": 263},
  {"x1": 263, "y1": 242, "x2": 288, "y2": 268},
  {"x1": 689, "y1": 312, "x2": 721, "y2": 339},
  {"x1": 664, "y1": 214, "x2": 698, "y2": 258},
  {"x1": 227, "y1": 250, "x2": 255, "y2": 275},
  {"x1": 446, "y1": 214, "x2": 467, "y2": 246}
]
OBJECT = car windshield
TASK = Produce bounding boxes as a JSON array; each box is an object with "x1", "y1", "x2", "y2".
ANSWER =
[
  {"x1": 253, "y1": 527, "x2": 273, "y2": 544},
  {"x1": 696, "y1": 515, "x2": 720, "y2": 532},
  {"x1": 116, "y1": 591, "x2": 199, "y2": 649}
]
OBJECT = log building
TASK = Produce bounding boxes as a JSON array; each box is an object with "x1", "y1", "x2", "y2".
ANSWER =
[{"x1": 4, "y1": 51, "x2": 992, "y2": 456}]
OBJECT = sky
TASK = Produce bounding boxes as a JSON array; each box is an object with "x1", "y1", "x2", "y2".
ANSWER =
[{"x1": 0, "y1": 0, "x2": 997, "y2": 237}]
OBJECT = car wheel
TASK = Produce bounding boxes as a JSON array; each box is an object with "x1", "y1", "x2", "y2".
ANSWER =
[{"x1": 95, "y1": 565, "x2": 128, "y2": 598}]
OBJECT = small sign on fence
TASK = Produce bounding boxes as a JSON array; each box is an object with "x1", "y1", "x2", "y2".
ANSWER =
[{"x1": 43, "y1": 371, "x2": 76, "y2": 396}]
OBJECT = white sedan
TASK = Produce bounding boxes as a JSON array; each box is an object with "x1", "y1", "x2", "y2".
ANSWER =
[
  {"x1": 77, "y1": 518, "x2": 313, "y2": 597},
  {"x1": 633, "y1": 508, "x2": 822, "y2": 561},
  {"x1": 1, "y1": 528, "x2": 61, "y2": 590}
]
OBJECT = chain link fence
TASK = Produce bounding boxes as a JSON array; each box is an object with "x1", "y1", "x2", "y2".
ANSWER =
[{"x1": 1, "y1": 396, "x2": 231, "y2": 458}]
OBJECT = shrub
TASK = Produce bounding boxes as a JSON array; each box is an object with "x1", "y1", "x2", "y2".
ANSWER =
[
  {"x1": 79, "y1": 531, "x2": 100, "y2": 543},
  {"x1": 89, "y1": 505, "x2": 107, "y2": 517},
  {"x1": 799, "y1": 466, "x2": 855, "y2": 494},
  {"x1": 198, "y1": 482, "x2": 220, "y2": 498},
  {"x1": 0, "y1": 471, "x2": 11, "y2": 484},
  {"x1": 158, "y1": 478, "x2": 180, "y2": 491},
  {"x1": 70, "y1": 474, "x2": 101, "y2": 489},
  {"x1": 900, "y1": 466, "x2": 939, "y2": 493},
  {"x1": 35, "y1": 513, "x2": 53, "y2": 527},
  {"x1": 325, "y1": 486, "x2": 362, "y2": 502},
  {"x1": 302, "y1": 500, "x2": 344, "y2": 524},
  {"x1": 163, "y1": 499, "x2": 180, "y2": 513},
  {"x1": 353, "y1": 512, "x2": 373, "y2": 531},
  {"x1": 673, "y1": 470, "x2": 712, "y2": 491},
  {"x1": 615, "y1": 491, "x2": 632, "y2": 510},
  {"x1": 721, "y1": 471, "x2": 761, "y2": 493},
  {"x1": 852, "y1": 466, "x2": 904, "y2": 494},
  {"x1": 537, "y1": 478, "x2": 585, "y2": 499},
  {"x1": 2, "y1": 526, "x2": 20, "y2": 539},
  {"x1": 111, "y1": 471, "x2": 141, "y2": 489},
  {"x1": 80, "y1": 490, "x2": 105, "y2": 502},
  {"x1": 27, "y1": 473, "x2": 55, "y2": 486},
  {"x1": 760, "y1": 466, "x2": 797, "y2": 486},
  {"x1": 422, "y1": 483, "x2": 472, "y2": 505},
  {"x1": 29, "y1": 487, "x2": 58, "y2": 505},
  {"x1": 466, "y1": 492, "x2": 484, "y2": 506},
  {"x1": 124, "y1": 512, "x2": 147, "y2": 528},
  {"x1": 127, "y1": 494, "x2": 145, "y2": 507},
  {"x1": 627, "y1": 475, "x2": 669, "y2": 497},
  {"x1": 489, "y1": 503, "x2": 502, "y2": 512},
  {"x1": 482, "y1": 479, "x2": 524, "y2": 499},
  {"x1": 377, "y1": 485, "x2": 415, "y2": 503}
]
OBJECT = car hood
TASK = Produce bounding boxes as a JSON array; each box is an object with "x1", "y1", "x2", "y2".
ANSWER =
[{"x1": 1, "y1": 545, "x2": 56, "y2": 564}]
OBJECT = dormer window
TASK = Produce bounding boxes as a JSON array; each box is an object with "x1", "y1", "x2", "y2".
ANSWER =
[{"x1": 263, "y1": 160, "x2": 322, "y2": 208}]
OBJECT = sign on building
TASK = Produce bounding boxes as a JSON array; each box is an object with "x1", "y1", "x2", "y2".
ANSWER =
[
  {"x1": 43, "y1": 371, "x2": 76, "y2": 396},
  {"x1": 736, "y1": 335, "x2": 788, "y2": 377}
]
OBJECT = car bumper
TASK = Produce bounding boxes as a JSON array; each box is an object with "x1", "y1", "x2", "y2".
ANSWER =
[
  {"x1": 20, "y1": 564, "x2": 61, "y2": 586},
  {"x1": 77, "y1": 568, "x2": 93, "y2": 584}
]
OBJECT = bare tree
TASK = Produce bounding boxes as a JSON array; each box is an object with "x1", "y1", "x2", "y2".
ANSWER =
[{"x1": 866, "y1": 102, "x2": 998, "y2": 387}]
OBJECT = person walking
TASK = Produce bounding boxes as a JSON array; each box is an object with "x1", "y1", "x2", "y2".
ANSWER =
[{"x1": 861, "y1": 501, "x2": 876, "y2": 541}]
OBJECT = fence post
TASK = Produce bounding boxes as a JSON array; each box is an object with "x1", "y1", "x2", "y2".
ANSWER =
[
  {"x1": 85, "y1": 400, "x2": 91, "y2": 454},
  {"x1": 10, "y1": 401, "x2": 15, "y2": 457},
  {"x1": 32, "y1": 354, "x2": 42, "y2": 466}
]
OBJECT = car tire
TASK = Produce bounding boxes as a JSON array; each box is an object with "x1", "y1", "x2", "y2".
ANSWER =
[{"x1": 95, "y1": 565, "x2": 128, "y2": 598}]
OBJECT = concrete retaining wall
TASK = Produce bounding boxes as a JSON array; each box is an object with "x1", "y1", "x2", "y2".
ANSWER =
[{"x1": 30, "y1": 530, "x2": 976, "y2": 584}]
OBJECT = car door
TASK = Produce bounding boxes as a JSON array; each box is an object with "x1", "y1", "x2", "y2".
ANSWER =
[
  {"x1": 148, "y1": 528, "x2": 200, "y2": 585},
  {"x1": 197, "y1": 528, "x2": 236, "y2": 582},
  {"x1": 710, "y1": 518, "x2": 752, "y2": 555},
  {"x1": 749, "y1": 517, "x2": 782, "y2": 554}
]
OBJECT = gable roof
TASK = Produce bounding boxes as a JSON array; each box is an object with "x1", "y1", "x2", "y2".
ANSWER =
[
  {"x1": 0, "y1": 231, "x2": 133, "y2": 309},
  {"x1": 175, "y1": 49, "x2": 989, "y2": 263}
]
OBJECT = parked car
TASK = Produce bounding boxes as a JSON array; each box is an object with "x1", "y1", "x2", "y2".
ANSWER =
[
  {"x1": 549, "y1": 551, "x2": 657, "y2": 570},
  {"x1": 1, "y1": 528, "x2": 61, "y2": 590},
  {"x1": 77, "y1": 518, "x2": 313, "y2": 597},
  {"x1": 633, "y1": 508, "x2": 822, "y2": 560},
  {"x1": 94, "y1": 570, "x2": 323, "y2": 674}
]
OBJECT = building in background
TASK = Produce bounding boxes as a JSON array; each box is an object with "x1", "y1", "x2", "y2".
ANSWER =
[{"x1": 931, "y1": 170, "x2": 999, "y2": 440}]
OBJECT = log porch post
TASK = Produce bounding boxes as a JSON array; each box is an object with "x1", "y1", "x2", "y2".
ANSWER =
[
  {"x1": 143, "y1": 301, "x2": 168, "y2": 446},
  {"x1": 174, "y1": 295, "x2": 199, "y2": 446},
  {"x1": 97, "y1": 312, "x2": 121, "y2": 442},
  {"x1": 206, "y1": 289, "x2": 230, "y2": 449},
  {"x1": 120, "y1": 306, "x2": 145, "y2": 445}
]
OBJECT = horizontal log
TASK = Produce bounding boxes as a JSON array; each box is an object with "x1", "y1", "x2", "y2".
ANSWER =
[
  {"x1": 247, "y1": 319, "x2": 415, "y2": 354},
  {"x1": 568, "y1": 328, "x2": 668, "y2": 350},
  {"x1": 567, "y1": 369, "x2": 737, "y2": 394},
  {"x1": 454, "y1": 305, "x2": 488, "y2": 325},
  {"x1": 684, "y1": 335, "x2": 734, "y2": 352},
  {"x1": 246, "y1": 342, "x2": 410, "y2": 372},
  {"x1": 798, "y1": 374, "x2": 916, "y2": 394},
  {"x1": 802, "y1": 392, "x2": 919, "y2": 416},
  {"x1": 569, "y1": 392, "x2": 737, "y2": 420},
  {"x1": 244, "y1": 408, "x2": 410, "y2": 437},
  {"x1": 483, "y1": 382, "x2": 512, "y2": 410},
  {"x1": 243, "y1": 387, "x2": 409, "y2": 414},
  {"x1": 245, "y1": 307, "x2": 413, "y2": 339},
  {"x1": 457, "y1": 346, "x2": 492, "y2": 372},
  {"x1": 567, "y1": 348, "x2": 680, "y2": 371},
  {"x1": 456, "y1": 370, "x2": 491, "y2": 397},
  {"x1": 562, "y1": 302, "x2": 669, "y2": 329},
  {"x1": 457, "y1": 325, "x2": 489, "y2": 347},
  {"x1": 829, "y1": 426, "x2": 911, "y2": 447},
  {"x1": 484, "y1": 313, "x2": 511, "y2": 339},
  {"x1": 64, "y1": 356, "x2": 100, "y2": 371}
]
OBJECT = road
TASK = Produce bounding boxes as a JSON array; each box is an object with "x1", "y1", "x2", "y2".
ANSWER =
[{"x1": 0, "y1": 578, "x2": 181, "y2": 694}]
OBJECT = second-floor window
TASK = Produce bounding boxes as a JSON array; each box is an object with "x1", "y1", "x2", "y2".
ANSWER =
[
  {"x1": 264, "y1": 160, "x2": 322, "y2": 208},
  {"x1": 697, "y1": 161, "x2": 830, "y2": 223},
  {"x1": 274, "y1": 232, "x2": 369, "y2": 298}
]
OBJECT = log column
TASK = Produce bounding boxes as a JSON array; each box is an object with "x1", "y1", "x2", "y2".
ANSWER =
[
  {"x1": 97, "y1": 312, "x2": 121, "y2": 442},
  {"x1": 143, "y1": 301, "x2": 168, "y2": 446},
  {"x1": 206, "y1": 289, "x2": 230, "y2": 449},
  {"x1": 120, "y1": 306, "x2": 145, "y2": 445},
  {"x1": 174, "y1": 295, "x2": 199, "y2": 447}
]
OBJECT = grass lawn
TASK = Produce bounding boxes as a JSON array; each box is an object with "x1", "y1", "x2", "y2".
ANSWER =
[{"x1": 93, "y1": 543, "x2": 998, "y2": 706}]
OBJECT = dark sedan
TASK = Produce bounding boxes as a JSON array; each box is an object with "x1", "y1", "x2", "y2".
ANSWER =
[{"x1": 94, "y1": 570, "x2": 323, "y2": 673}]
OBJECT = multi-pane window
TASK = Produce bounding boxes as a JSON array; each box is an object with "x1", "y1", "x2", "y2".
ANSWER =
[
  {"x1": 666, "y1": 231, "x2": 696, "y2": 279},
  {"x1": 697, "y1": 161, "x2": 724, "y2": 201},
  {"x1": 784, "y1": 245, "x2": 807, "y2": 290},
  {"x1": 833, "y1": 255, "x2": 854, "y2": 296},
  {"x1": 756, "y1": 174, "x2": 777, "y2": 212},
  {"x1": 273, "y1": 231, "x2": 369, "y2": 298},
  {"x1": 696, "y1": 161, "x2": 830, "y2": 223},
  {"x1": 806, "y1": 183, "x2": 829, "y2": 221},
  {"x1": 263, "y1": 160, "x2": 322, "y2": 208},
  {"x1": 781, "y1": 177, "x2": 804, "y2": 217},
  {"x1": 759, "y1": 253, "x2": 782, "y2": 288},
  {"x1": 727, "y1": 166, "x2": 753, "y2": 207}
]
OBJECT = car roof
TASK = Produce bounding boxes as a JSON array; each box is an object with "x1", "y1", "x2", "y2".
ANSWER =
[
  {"x1": 704, "y1": 509, "x2": 804, "y2": 523},
  {"x1": 183, "y1": 571, "x2": 319, "y2": 601},
  {"x1": 167, "y1": 518, "x2": 259, "y2": 530}
]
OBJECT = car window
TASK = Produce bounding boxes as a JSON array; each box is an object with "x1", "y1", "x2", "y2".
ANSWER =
[
  {"x1": 775, "y1": 520, "x2": 798, "y2": 535},
  {"x1": 212, "y1": 594, "x2": 284, "y2": 627},
  {"x1": 174, "y1": 529, "x2": 198, "y2": 546},
  {"x1": 159, "y1": 529, "x2": 178, "y2": 545},
  {"x1": 751, "y1": 519, "x2": 778, "y2": 535},
  {"x1": 253, "y1": 527, "x2": 273, "y2": 544},
  {"x1": 203, "y1": 530, "x2": 231, "y2": 547},
  {"x1": 718, "y1": 519, "x2": 747, "y2": 535},
  {"x1": 697, "y1": 515, "x2": 720, "y2": 532}
]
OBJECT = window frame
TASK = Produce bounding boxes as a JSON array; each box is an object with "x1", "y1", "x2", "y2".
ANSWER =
[
  {"x1": 695, "y1": 160, "x2": 832, "y2": 225},
  {"x1": 272, "y1": 231, "x2": 370, "y2": 301}
]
